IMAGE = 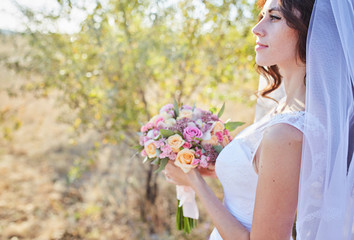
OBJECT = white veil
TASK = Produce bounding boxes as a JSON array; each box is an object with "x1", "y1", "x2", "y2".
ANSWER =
[{"x1": 296, "y1": 0, "x2": 354, "y2": 239}]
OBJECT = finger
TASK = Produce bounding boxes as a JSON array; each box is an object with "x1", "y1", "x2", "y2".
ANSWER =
[{"x1": 165, "y1": 176, "x2": 177, "y2": 184}]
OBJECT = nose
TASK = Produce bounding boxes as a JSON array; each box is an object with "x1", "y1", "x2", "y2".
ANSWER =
[{"x1": 252, "y1": 20, "x2": 265, "y2": 37}]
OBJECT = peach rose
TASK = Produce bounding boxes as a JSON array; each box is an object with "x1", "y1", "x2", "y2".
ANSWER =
[
  {"x1": 211, "y1": 121, "x2": 225, "y2": 134},
  {"x1": 202, "y1": 135, "x2": 219, "y2": 146},
  {"x1": 174, "y1": 149, "x2": 197, "y2": 173},
  {"x1": 167, "y1": 134, "x2": 185, "y2": 152},
  {"x1": 144, "y1": 140, "x2": 157, "y2": 158},
  {"x1": 177, "y1": 109, "x2": 193, "y2": 120}
]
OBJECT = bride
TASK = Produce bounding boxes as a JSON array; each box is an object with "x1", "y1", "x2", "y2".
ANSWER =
[
  {"x1": 163, "y1": 0, "x2": 314, "y2": 239},
  {"x1": 165, "y1": 0, "x2": 354, "y2": 238}
]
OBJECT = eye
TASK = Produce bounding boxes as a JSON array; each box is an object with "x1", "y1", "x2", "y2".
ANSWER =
[{"x1": 270, "y1": 15, "x2": 281, "y2": 21}]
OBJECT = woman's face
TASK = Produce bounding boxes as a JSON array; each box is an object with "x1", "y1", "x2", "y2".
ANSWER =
[{"x1": 252, "y1": 0, "x2": 299, "y2": 68}]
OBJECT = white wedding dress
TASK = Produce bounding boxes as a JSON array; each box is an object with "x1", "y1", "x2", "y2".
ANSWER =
[{"x1": 209, "y1": 107, "x2": 305, "y2": 240}]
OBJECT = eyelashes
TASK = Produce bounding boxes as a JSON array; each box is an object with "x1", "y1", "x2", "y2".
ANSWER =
[
  {"x1": 270, "y1": 15, "x2": 281, "y2": 20},
  {"x1": 258, "y1": 14, "x2": 281, "y2": 22}
]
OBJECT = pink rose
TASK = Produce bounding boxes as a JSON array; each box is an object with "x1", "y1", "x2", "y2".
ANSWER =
[
  {"x1": 215, "y1": 131, "x2": 223, "y2": 143},
  {"x1": 183, "y1": 142, "x2": 192, "y2": 149},
  {"x1": 192, "y1": 158, "x2": 200, "y2": 165},
  {"x1": 183, "y1": 126, "x2": 203, "y2": 142}
]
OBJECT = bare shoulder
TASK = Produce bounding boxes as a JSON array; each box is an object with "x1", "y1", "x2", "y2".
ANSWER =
[
  {"x1": 258, "y1": 123, "x2": 304, "y2": 174},
  {"x1": 263, "y1": 123, "x2": 304, "y2": 144}
]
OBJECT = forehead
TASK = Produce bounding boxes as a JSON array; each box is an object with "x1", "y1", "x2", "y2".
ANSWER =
[{"x1": 263, "y1": 0, "x2": 279, "y2": 11}]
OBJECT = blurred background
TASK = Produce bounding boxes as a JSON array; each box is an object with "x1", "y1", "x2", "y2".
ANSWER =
[{"x1": 0, "y1": 0, "x2": 260, "y2": 239}]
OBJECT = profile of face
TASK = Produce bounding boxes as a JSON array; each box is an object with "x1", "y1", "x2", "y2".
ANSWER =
[{"x1": 252, "y1": 0, "x2": 300, "y2": 68}]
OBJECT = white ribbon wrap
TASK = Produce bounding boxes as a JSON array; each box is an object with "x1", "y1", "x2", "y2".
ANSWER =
[{"x1": 176, "y1": 185, "x2": 199, "y2": 219}]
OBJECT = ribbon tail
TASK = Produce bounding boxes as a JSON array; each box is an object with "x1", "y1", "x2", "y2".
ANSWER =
[{"x1": 176, "y1": 185, "x2": 199, "y2": 219}]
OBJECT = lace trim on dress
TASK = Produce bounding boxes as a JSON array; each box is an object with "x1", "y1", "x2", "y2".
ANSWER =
[{"x1": 241, "y1": 111, "x2": 306, "y2": 165}]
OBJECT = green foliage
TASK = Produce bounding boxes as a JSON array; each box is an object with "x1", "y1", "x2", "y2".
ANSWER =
[
  {"x1": 225, "y1": 121, "x2": 245, "y2": 131},
  {"x1": 1, "y1": 1, "x2": 260, "y2": 237},
  {"x1": 217, "y1": 102, "x2": 225, "y2": 118},
  {"x1": 3, "y1": 0, "x2": 258, "y2": 147},
  {"x1": 160, "y1": 129, "x2": 175, "y2": 138}
]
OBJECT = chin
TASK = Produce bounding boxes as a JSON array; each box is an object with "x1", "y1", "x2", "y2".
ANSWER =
[{"x1": 255, "y1": 56, "x2": 275, "y2": 67}]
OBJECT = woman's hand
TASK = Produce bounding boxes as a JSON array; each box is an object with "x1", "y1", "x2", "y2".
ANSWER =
[
  {"x1": 198, "y1": 165, "x2": 217, "y2": 178},
  {"x1": 163, "y1": 161, "x2": 202, "y2": 189}
]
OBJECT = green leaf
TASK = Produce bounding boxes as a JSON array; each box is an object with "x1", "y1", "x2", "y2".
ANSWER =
[
  {"x1": 217, "y1": 102, "x2": 225, "y2": 118},
  {"x1": 160, "y1": 129, "x2": 175, "y2": 138},
  {"x1": 154, "y1": 158, "x2": 169, "y2": 173},
  {"x1": 225, "y1": 121, "x2": 245, "y2": 131},
  {"x1": 156, "y1": 149, "x2": 161, "y2": 158},
  {"x1": 151, "y1": 158, "x2": 160, "y2": 165},
  {"x1": 153, "y1": 134, "x2": 161, "y2": 140},
  {"x1": 192, "y1": 102, "x2": 196, "y2": 112},
  {"x1": 213, "y1": 145, "x2": 223, "y2": 154},
  {"x1": 174, "y1": 98, "x2": 179, "y2": 117},
  {"x1": 209, "y1": 107, "x2": 217, "y2": 114},
  {"x1": 132, "y1": 145, "x2": 144, "y2": 151}
]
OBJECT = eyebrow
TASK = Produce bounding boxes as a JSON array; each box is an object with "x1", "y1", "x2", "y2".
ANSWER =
[
  {"x1": 268, "y1": 7, "x2": 280, "y2": 13},
  {"x1": 261, "y1": 7, "x2": 280, "y2": 16}
]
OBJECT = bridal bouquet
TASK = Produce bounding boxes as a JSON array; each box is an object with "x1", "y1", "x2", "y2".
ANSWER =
[{"x1": 136, "y1": 100, "x2": 243, "y2": 233}]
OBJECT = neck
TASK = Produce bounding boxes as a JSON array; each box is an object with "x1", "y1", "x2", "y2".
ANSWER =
[{"x1": 278, "y1": 60, "x2": 306, "y2": 112}]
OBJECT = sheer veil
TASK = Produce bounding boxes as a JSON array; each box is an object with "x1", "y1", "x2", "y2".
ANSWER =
[
  {"x1": 296, "y1": 0, "x2": 354, "y2": 239},
  {"x1": 254, "y1": 0, "x2": 353, "y2": 238}
]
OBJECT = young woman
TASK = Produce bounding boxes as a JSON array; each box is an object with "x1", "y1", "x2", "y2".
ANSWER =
[{"x1": 163, "y1": 0, "x2": 315, "y2": 239}]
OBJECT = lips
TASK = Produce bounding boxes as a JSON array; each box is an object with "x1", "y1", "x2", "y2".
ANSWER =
[
  {"x1": 255, "y1": 41, "x2": 268, "y2": 51},
  {"x1": 256, "y1": 42, "x2": 268, "y2": 47}
]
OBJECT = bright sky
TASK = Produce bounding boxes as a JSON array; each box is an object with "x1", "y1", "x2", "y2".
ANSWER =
[
  {"x1": 0, "y1": 0, "x2": 252, "y2": 34},
  {"x1": 0, "y1": 0, "x2": 91, "y2": 33}
]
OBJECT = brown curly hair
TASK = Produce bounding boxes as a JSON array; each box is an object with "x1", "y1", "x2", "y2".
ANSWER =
[{"x1": 256, "y1": 0, "x2": 315, "y2": 100}]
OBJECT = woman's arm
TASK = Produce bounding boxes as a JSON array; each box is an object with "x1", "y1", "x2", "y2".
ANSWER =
[
  {"x1": 164, "y1": 163, "x2": 250, "y2": 239},
  {"x1": 164, "y1": 123, "x2": 303, "y2": 240},
  {"x1": 250, "y1": 123, "x2": 302, "y2": 240}
]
